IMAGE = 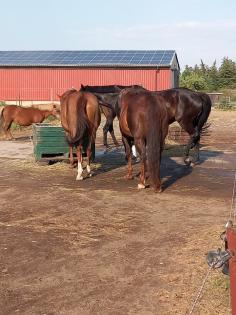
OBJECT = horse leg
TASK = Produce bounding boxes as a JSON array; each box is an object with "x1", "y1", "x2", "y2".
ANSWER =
[
  {"x1": 103, "y1": 118, "x2": 119, "y2": 148},
  {"x1": 179, "y1": 120, "x2": 197, "y2": 165},
  {"x1": 122, "y1": 136, "x2": 133, "y2": 179},
  {"x1": 4, "y1": 121, "x2": 14, "y2": 140},
  {"x1": 69, "y1": 145, "x2": 75, "y2": 168},
  {"x1": 76, "y1": 145, "x2": 84, "y2": 181},
  {"x1": 134, "y1": 139, "x2": 146, "y2": 189},
  {"x1": 103, "y1": 119, "x2": 109, "y2": 148},
  {"x1": 86, "y1": 140, "x2": 93, "y2": 178},
  {"x1": 110, "y1": 129, "x2": 119, "y2": 147},
  {"x1": 108, "y1": 120, "x2": 119, "y2": 147},
  {"x1": 193, "y1": 142, "x2": 200, "y2": 164},
  {"x1": 184, "y1": 131, "x2": 201, "y2": 165}
]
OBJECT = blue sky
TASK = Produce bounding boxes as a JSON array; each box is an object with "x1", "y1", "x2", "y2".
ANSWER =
[{"x1": 1, "y1": 0, "x2": 236, "y2": 68}]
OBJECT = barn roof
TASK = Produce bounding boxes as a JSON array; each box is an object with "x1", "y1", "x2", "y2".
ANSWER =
[{"x1": 0, "y1": 50, "x2": 179, "y2": 69}]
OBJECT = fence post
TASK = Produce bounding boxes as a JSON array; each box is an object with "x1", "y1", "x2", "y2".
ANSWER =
[{"x1": 227, "y1": 226, "x2": 236, "y2": 314}]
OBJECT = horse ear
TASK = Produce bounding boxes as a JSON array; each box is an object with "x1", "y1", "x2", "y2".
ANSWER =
[
  {"x1": 57, "y1": 93, "x2": 61, "y2": 98},
  {"x1": 80, "y1": 84, "x2": 85, "y2": 90}
]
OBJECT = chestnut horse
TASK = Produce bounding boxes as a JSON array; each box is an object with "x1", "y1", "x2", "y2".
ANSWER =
[
  {"x1": 59, "y1": 89, "x2": 101, "y2": 180},
  {"x1": 0, "y1": 104, "x2": 58, "y2": 139},
  {"x1": 119, "y1": 88, "x2": 169, "y2": 192}
]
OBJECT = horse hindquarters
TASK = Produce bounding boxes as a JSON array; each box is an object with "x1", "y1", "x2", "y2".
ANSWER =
[{"x1": 0, "y1": 107, "x2": 14, "y2": 139}]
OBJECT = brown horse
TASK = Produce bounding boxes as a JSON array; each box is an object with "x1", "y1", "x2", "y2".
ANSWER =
[
  {"x1": 119, "y1": 88, "x2": 169, "y2": 192},
  {"x1": 59, "y1": 89, "x2": 101, "y2": 180},
  {"x1": 0, "y1": 104, "x2": 58, "y2": 139}
]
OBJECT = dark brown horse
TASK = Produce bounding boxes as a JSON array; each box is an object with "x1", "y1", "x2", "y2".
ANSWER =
[
  {"x1": 119, "y1": 88, "x2": 169, "y2": 192},
  {"x1": 116, "y1": 87, "x2": 212, "y2": 164},
  {"x1": 0, "y1": 104, "x2": 58, "y2": 139},
  {"x1": 156, "y1": 88, "x2": 212, "y2": 164},
  {"x1": 59, "y1": 89, "x2": 101, "y2": 180},
  {"x1": 80, "y1": 84, "x2": 142, "y2": 148}
]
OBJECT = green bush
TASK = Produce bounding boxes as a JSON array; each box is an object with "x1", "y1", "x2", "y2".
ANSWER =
[{"x1": 0, "y1": 101, "x2": 6, "y2": 107}]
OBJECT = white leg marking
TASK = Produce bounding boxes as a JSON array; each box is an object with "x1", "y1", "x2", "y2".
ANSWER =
[
  {"x1": 132, "y1": 145, "x2": 137, "y2": 157},
  {"x1": 138, "y1": 183, "x2": 146, "y2": 189},
  {"x1": 76, "y1": 162, "x2": 83, "y2": 180}
]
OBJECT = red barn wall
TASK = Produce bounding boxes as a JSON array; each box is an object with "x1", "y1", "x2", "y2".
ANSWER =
[{"x1": 0, "y1": 67, "x2": 172, "y2": 101}]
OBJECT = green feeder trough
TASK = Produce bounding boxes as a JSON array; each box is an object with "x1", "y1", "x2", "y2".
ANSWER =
[{"x1": 32, "y1": 123, "x2": 95, "y2": 162}]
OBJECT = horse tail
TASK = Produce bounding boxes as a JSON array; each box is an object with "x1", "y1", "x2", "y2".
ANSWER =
[
  {"x1": 197, "y1": 93, "x2": 212, "y2": 131},
  {"x1": 67, "y1": 94, "x2": 89, "y2": 146},
  {"x1": 192, "y1": 93, "x2": 212, "y2": 146},
  {"x1": 0, "y1": 107, "x2": 5, "y2": 132},
  {"x1": 146, "y1": 103, "x2": 162, "y2": 191}
]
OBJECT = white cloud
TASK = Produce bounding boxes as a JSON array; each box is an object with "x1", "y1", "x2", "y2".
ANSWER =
[{"x1": 69, "y1": 19, "x2": 236, "y2": 67}]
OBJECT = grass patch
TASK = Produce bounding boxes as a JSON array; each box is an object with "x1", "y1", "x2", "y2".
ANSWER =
[
  {"x1": 44, "y1": 115, "x2": 58, "y2": 123},
  {"x1": 10, "y1": 122, "x2": 22, "y2": 131}
]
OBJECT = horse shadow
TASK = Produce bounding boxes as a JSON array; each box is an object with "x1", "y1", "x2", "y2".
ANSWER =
[
  {"x1": 91, "y1": 144, "x2": 223, "y2": 190},
  {"x1": 92, "y1": 146, "x2": 127, "y2": 175},
  {"x1": 160, "y1": 147, "x2": 223, "y2": 190}
]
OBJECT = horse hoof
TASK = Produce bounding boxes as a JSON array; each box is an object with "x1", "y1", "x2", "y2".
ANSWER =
[
  {"x1": 154, "y1": 184, "x2": 163, "y2": 193},
  {"x1": 76, "y1": 175, "x2": 83, "y2": 181},
  {"x1": 138, "y1": 183, "x2": 146, "y2": 189},
  {"x1": 184, "y1": 157, "x2": 191, "y2": 166},
  {"x1": 88, "y1": 173, "x2": 92, "y2": 177}
]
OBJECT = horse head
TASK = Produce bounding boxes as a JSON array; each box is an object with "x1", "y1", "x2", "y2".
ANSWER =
[
  {"x1": 51, "y1": 104, "x2": 60, "y2": 118},
  {"x1": 80, "y1": 84, "x2": 86, "y2": 91}
]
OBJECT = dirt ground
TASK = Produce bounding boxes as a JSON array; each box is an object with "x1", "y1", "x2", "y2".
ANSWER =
[{"x1": 0, "y1": 109, "x2": 236, "y2": 315}]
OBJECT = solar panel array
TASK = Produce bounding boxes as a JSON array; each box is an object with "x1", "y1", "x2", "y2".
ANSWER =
[{"x1": 0, "y1": 50, "x2": 176, "y2": 67}]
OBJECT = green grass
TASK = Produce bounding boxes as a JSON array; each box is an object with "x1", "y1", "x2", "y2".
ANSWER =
[
  {"x1": 10, "y1": 122, "x2": 22, "y2": 130},
  {"x1": 44, "y1": 115, "x2": 58, "y2": 123}
]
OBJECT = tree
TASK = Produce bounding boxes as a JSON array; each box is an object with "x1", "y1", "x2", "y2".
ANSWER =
[
  {"x1": 180, "y1": 57, "x2": 236, "y2": 91},
  {"x1": 218, "y1": 58, "x2": 236, "y2": 88},
  {"x1": 208, "y1": 61, "x2": 220, "y2": 91},
  {"x1": 180, "y1": 71, "x2": 208, "y2": 90}
]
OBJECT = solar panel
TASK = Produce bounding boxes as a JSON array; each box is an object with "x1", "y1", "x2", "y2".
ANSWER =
[{"x1": 0, "y1": 50, "x2": 177, "y2": 67}]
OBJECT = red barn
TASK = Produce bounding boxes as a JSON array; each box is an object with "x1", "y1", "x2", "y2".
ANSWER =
[{"x1": 0, "y1": 50, "x2": 180, "y2": 103}]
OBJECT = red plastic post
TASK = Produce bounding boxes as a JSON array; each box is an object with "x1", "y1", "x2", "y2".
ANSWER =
[{"x1": 227, "y1": 227, "x2": 236, "y2": 315}]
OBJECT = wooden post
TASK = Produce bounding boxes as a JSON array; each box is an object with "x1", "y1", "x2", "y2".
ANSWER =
[{"x1": 227, "y1": 226, "x2": 236, "y2": 315}]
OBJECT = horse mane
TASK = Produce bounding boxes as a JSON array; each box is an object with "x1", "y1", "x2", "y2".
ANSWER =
[{"x1": 80, "y1": 84, "x2": 144, "y2": 94}]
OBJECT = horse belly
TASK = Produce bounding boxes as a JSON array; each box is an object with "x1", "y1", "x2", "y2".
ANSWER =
[
  {"x1": 14, "y1": 114, "x2": 32, "y2": 126},
  {"x1": 14, "y1": 112, "x2": 42, "y2": 126}
]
